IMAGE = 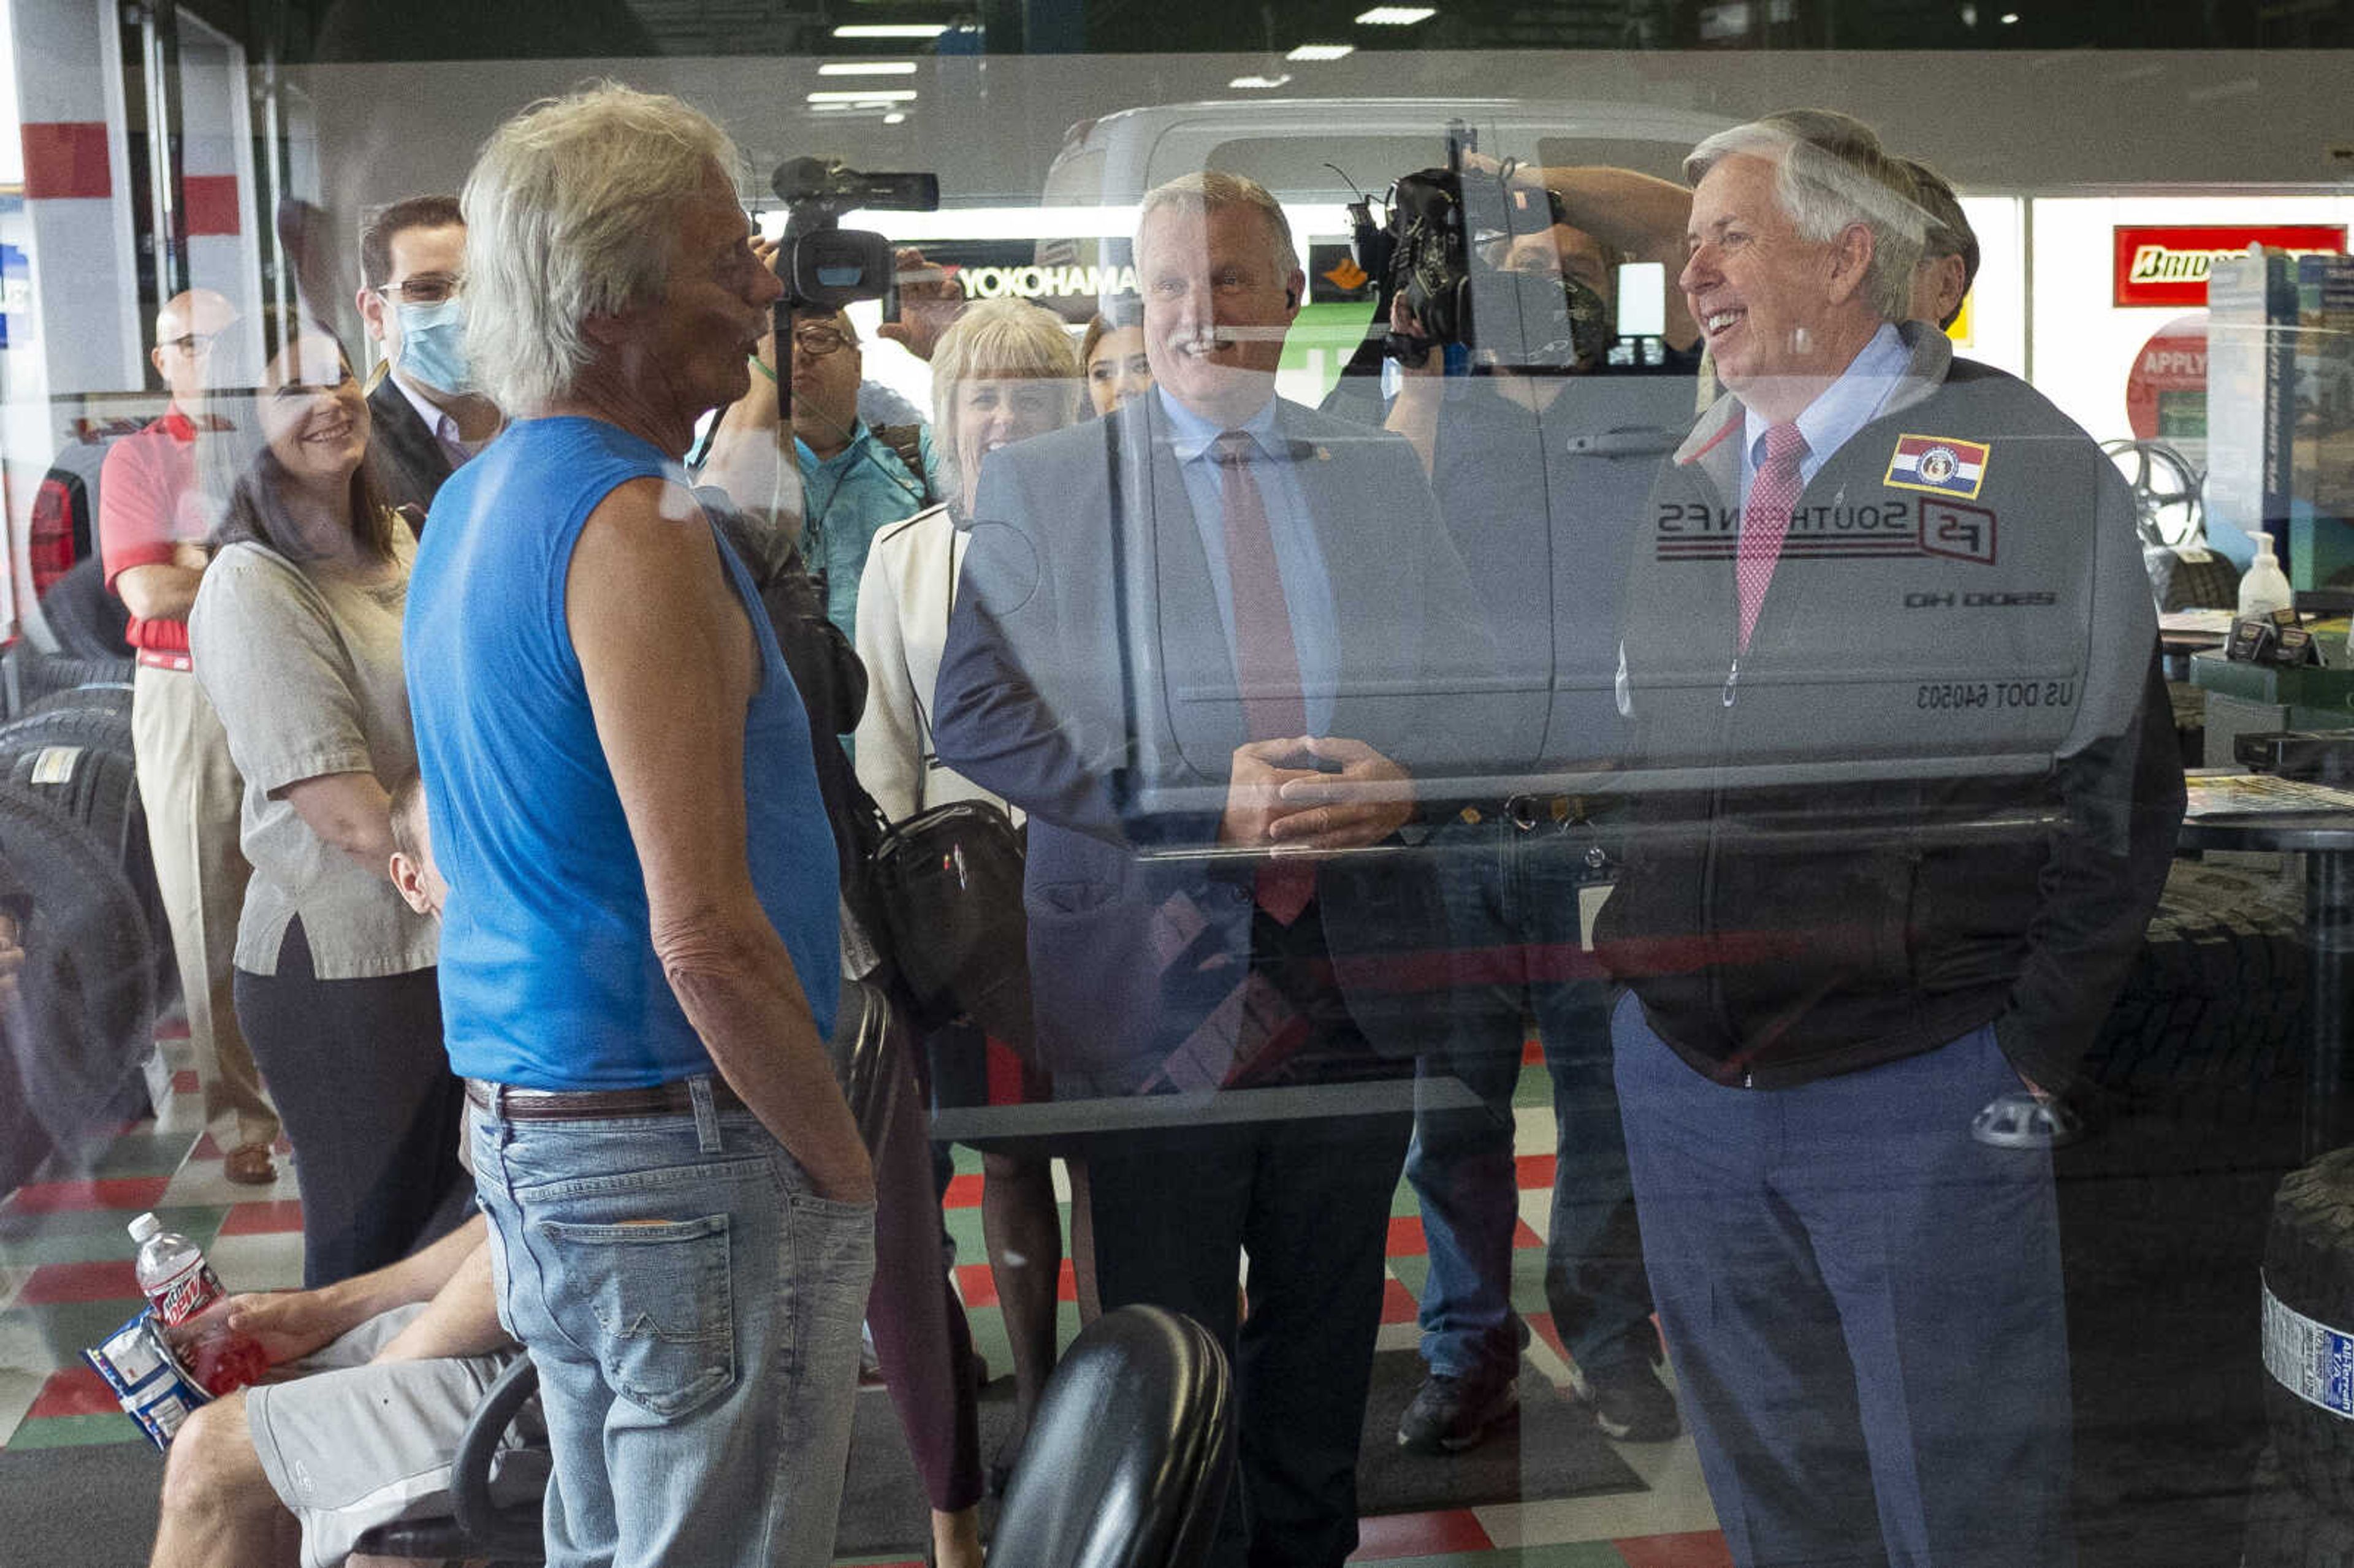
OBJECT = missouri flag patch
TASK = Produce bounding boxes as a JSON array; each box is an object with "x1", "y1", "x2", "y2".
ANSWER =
[{"x1": 1884, "y1": 433, "x2": 1990, "y2": 500}]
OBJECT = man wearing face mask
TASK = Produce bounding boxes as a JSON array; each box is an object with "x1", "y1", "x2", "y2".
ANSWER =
[
  {"x1": 1379, "y1": 181, "x2": 1700, "y2": 1455},
  {"x1": 356, "y1": 196, "x2": 503, "y2": 519}
]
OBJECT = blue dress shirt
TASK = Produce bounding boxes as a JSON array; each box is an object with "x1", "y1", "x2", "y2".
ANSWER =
[
  {"x1": 1156, "y1": 386, "x2": 1339, "y2": 736},
  {"x1": 1739, "y1": 322, "x2": 1911, "y2": 504}
]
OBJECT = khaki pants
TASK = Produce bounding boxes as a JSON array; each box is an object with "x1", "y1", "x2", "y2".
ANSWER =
[{"x1": 132, "y1": 661, "x2": 278, "y2": 1150}]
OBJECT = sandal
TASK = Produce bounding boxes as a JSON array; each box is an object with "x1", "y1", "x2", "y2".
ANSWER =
[{"x1": 223, "y1": 1143, "x2": 277, "y2": 1186}]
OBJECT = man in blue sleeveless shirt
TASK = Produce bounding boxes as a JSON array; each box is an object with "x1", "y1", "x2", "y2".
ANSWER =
[{"x1": 405, "y1": 85, "x2": 875, "y2": 1568}]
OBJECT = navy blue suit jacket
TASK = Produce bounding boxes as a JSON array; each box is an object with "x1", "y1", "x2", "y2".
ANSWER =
[{"x1": 933, "y1": 393, "x2": 1494, "y2": 1089}]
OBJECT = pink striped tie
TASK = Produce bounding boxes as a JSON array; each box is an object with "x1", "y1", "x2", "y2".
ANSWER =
[
  {"x1": 1213, "y1": 431, "x2": 1316, "y2": 924},
  {"x1": 1737, "y1": 422, "x2": 1808, "y2": 652}
]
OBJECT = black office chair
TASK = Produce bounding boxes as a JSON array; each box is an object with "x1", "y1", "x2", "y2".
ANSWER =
[
  {"x1": 348, "y1": 1306, "x2": 1232, "y2": 1567},
  {"x1": 347, "y1": 1351, "x2": 547, "y2": 1561},
  {"x1": 991, "y1": 1304, "x2": 1238, "y2": 1568}
]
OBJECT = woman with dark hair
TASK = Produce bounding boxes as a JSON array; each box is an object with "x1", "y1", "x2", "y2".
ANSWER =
[{"x1": 188, "y1": 319, "x2": 466, "y2": 1287}]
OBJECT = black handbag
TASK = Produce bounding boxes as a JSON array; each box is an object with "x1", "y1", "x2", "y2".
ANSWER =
[
  {"x1": 864, "y1": 520, "x2": 1035, "y2": 1048},
  {"x1": 868, "y1": 797, "x2": 1032, "y2": 1046}
]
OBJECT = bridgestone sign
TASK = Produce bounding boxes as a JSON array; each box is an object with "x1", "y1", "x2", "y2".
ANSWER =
[{"x1": 2112, "y1": 224, "x2": 2347, "y2": 308}]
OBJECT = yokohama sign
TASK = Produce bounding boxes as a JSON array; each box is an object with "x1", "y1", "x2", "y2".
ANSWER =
[{"x1": 2113, "y1": 225, "x2": 2347, "y2": 307}]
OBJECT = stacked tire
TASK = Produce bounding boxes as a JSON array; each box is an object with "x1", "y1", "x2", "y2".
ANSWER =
[
  {"x1": 2081, "y1": 858, "x2": 2307, "y2": 1116},
  {"x1": 0, "y1": 658, "x2": 161, "y2": 1197},
  {"x1": 2250, "y1": 1151, "x2": 2354, "y2": 1564}
]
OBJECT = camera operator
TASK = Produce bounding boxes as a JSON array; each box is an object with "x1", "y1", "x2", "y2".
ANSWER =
[{"x1": 1381, "y1": 179, "x2": 1697, "y2": 1455}]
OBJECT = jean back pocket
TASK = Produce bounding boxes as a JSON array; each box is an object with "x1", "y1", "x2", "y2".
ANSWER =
[{"x1": 536, "y1": 1212, "x2": 737, "y2": 1421}]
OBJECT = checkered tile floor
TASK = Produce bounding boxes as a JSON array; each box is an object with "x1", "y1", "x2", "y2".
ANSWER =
[{"x1": 0, "y1": 1035, "x2": 1726, "y2": 1566}]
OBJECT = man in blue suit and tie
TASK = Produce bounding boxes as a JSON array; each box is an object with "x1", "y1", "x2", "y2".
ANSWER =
[{"x1": 934, "y1": 170, "x2": 1488, "y2": 1567}]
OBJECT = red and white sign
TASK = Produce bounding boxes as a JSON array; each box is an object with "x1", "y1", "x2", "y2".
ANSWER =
[
  {"x1": 2114, "y1": 224, "x2": 2346, "y2": 308},
  {"x1": 2124, "y1": 312, "x2": 2207, "y2": 444}
]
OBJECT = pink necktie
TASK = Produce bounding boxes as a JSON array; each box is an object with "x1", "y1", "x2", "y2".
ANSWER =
[
  {"x1": 1737, "y1": 422, "x2": 1808, "y2": 652},
  {"x1": 1213, "y1": 431, "x2": 1315, "y2": 924}
]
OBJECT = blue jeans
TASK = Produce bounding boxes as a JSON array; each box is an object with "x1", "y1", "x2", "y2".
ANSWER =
[
  {"x1": 1612, "y1": 994, "x2": 2073, "y2": 1568},
  {"x1": 471, "y1": 1081, "x2": 877, "y2": 1568},
  {"x1": 1405, "y1": 816, "x2": 1655, "y2": 1380}
]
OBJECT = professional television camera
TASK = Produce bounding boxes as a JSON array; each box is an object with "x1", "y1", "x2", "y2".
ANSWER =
[
  {"x1": 769, "y1": 156, "x2": 940, "y2": 310},
  {"x1": 1347, "y1": 127, "x2": 1615, "y2": 375}
]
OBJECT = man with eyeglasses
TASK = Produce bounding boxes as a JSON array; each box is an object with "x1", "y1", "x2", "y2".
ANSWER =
[
  {"x1": 98, "y1": 286, "x2": 283, "y2": 1187},
  {"x1": 705, "y1": 307, "x2": 937, "y2": 642},
  {"x1": 356, "y1": 195, "x2": 503, "y2": 519}
]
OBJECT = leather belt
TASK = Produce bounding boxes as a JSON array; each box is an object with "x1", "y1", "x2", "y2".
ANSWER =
[{"x1": 465, "y1": 1076, "x2": 744, "y2": 1122}]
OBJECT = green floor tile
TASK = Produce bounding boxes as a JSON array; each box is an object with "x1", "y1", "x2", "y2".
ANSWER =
[
  {"x1": 2, "y1": 1299, "x2": 156, "y2": 1373},
  {"x1": 1514, "y1": 1063, "x2": 1553, "y2": 1109},
  {"x1": 942, "y1": 1204, "x2": 987, "y2": 1266},
  {"x1": 1391, "y1": 1252, "x2": 1431, "y2": 1300},
  {"x1": 0, "y1": 1205, "x2": 226, "y2": 1268},
  {"x1": 35, "y1": 1128, "x2": 197, "y2": 1181},
  {"x1": 3, "y1": 1412, "x2": 150, "y2": 1452},
  {"x1": 1392, "y1": 1175, "x2": 1426, "y2": 1217}
]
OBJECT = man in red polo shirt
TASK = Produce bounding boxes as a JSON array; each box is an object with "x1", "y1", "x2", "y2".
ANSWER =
[{"x1": 99, "y1": 287, "x2": 280, "y2": 1186}]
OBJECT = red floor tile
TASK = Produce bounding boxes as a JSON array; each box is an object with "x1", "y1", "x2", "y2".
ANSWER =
[
  {"x1": 1514, "y1": 1219, "x2": 1544, "y2": 1249},
  {"x1": 1387, "y1": 1215, "x2": 1426, "y2": 1257},
  {"x1": 1614, "y1": 1530, "x2": 1735, "y2": 1568},
  {"x1": 218, "y1": 1200, "x2": 306, "y2": 1236},
  {"x1": 4, "y1": 1176, "x2": 171, "y2": 1215},
  {"x1": 955, "y1": 1259, "x2": 1077, "y2": 1309},
  {"x1": 18, "y1": 1259, "x2": 142, "y2": 1306},
  {"x1": 1350, "y1": 1507, "x2": 1492, "y2": 1559},
  {"x1": 1516, "y1": 1153, "x2": 1556, "y2": 1191},
  {"x1": 171, "y1": 1069, "x2": 199, "y2": 1094},
  {"x1": 1522, "y1": 1038, "x2": 1544, "y2": 1065},
  {"x1": 155, "y1": 1018, "x2": 190, "y2": 1041},
  {"x1": 1380, "y1": 1276, "x2": 1419, "y2": 1326},
  {"x1": 943, "y1": 1173, "x2": 983, "y2": 1210},
  {"x1": 28, "y1": 1364, "x2": 120, "y2": 1420}
]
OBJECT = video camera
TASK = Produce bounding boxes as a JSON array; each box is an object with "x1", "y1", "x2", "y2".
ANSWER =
[
  {"x1": 769, "y1": 156, "x2": 940, "y2": 310},
  {"x1": 1347, "y1": 124, "x2": 1615, "y2": 375}
]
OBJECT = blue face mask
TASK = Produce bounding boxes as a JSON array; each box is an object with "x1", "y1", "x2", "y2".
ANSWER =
[{"x1": 394, "y1": 297, "x2": 474, "y2": 395}]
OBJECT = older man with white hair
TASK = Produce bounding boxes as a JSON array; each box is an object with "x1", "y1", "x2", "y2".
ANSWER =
[
  {"x1": 1593, "y1": 110, "x2": 2182, "y2": 1567},
  {"x1": 403, "y1": 83, "x2": 875, "y2": 1568}
]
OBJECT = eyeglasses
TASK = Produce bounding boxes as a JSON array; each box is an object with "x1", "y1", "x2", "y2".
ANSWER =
[
  {"x1": 161, "y1": 331, "x2": 224, "y2": 357},
  {"x1": 377, "y1": 275, "x2": 463, "y2": 306},
  {"x1": 792, "y1": 325, "x2": 853, "y2": 358}
]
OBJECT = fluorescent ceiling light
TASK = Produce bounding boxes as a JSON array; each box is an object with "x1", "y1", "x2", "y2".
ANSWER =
[
  {"x1": 883, "y1": 113, "x2": 908, "y2": 124},
  {"x1": 1228, "y1": 73, "x2": 1293, "y2": 88},
  {"x1": 819, "y1": 61, "x2": 918, "y2": 74},
  {"x1": 808, "y1": 88, "x2": 920, "y2": 102},
  {"x1": 1287, "y1": 42, "x2": 1355, "y2": 60},
  {"x1": 832, "y1": 23, "x2": 949, "y2": 37},
  {"x1": 1355, "y1": 6, "x2": 1436, "y2": 22}
]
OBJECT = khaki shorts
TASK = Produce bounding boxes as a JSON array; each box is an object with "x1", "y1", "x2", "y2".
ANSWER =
[{"x1": 246, "y1": 1304, "x2": 543, "y2": 1568}]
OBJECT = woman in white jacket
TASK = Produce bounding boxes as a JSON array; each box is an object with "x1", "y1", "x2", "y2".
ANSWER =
[{"x1": 853, "y1": 297, "x2": 1096, "y2": 1486}]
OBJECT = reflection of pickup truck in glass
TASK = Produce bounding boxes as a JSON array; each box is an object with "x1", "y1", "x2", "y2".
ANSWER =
[{"x1": 1014, "y1": 98, "x2": 2150, "y2": 823}]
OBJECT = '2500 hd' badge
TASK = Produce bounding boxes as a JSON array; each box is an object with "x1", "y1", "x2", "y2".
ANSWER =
[{"x1": 1884, "y1": 433, "x2": 1990, "y2": 500}]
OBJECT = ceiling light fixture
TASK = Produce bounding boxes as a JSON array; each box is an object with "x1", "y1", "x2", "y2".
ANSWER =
[
  {"x1": 807, "y1": 88, "x2": 920, "y2": 102},
  {"x1": 1287, "y1": 42, "x2": 1355, "y2": 60},
  {"x1": 832, "y1": 23, "x2": 950, "y2": 38},
  {"x1": 819, "y1": 61, "x2": 918, "y2": 74},
  {"x1": 1228, "y1": 73, "x2": 1294, "y2": 88},
  {"x1": 1355, "y1": 6, "x2": 1436, "y2": 23}
]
